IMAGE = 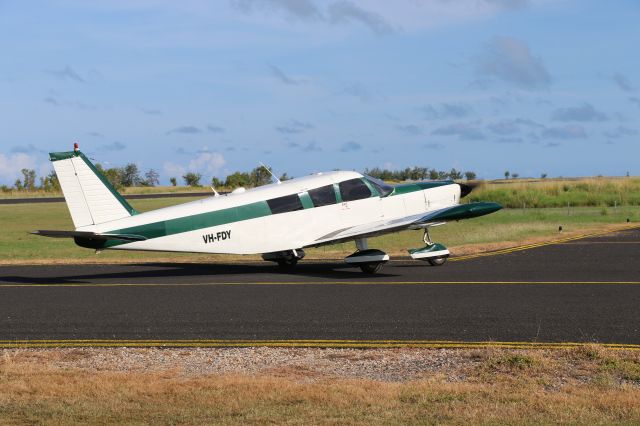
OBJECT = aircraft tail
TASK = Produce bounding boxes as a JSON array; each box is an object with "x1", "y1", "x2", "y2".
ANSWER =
[{"x1": 50, "y1": 145, "x2": 137, "y2": 229}]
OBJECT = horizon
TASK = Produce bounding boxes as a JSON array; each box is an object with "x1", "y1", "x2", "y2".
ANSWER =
[{"x1": 1, "y1": 1, "x2": 638, "y2": 185}]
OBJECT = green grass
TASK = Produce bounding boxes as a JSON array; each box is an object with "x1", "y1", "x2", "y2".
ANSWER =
[
  {"x1": 0, "y1": 197, "x2": 206, "y2": 263},
  {"x1": 1, "y1": 196, "x2": 638, "y2": 263},
  {"x1": 469, "y1": 177, "x2": 640, "y2": 208}
]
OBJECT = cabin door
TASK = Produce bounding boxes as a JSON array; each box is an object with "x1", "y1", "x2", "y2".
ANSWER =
[{"x1": 336, "y1": 178, "x2": 383, "y2": 229}]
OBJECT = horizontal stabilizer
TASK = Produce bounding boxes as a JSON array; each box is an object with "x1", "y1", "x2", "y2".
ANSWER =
[{"x1": 32, "y1": 230, "x2": 147, "y2": 242}]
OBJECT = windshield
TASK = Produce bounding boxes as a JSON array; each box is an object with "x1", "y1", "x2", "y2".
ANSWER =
[{"x1": 363, "y1": 175, "x2": 394, "y2": 197}]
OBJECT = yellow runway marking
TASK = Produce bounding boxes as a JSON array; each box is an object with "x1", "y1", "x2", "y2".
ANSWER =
[
  {"x1": 450, "y1": 224, "x2": 640, "y2": 262},
  {"x1": 557, "y1": 241, "x2": 640, "y2": 244},
  {"x1": 0, "y1": 339, "x2": 638, "y2": 350},
  {"x1": 1, "y1": 281, "x2": 640, "y2": 287}
]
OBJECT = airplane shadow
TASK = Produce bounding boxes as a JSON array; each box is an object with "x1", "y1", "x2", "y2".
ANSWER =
[{"x1": 0, "y1": 261, "x2": 402, "y2": 285}]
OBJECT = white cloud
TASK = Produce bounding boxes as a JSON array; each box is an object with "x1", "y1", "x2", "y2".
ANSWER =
[
  {"x1": 162, "y1": 161, "x2": 186, "y2": 179},
  {"x1": 0, "y1": 153, "x2": 40, "y2": 184},
  {"x1": 188, "y1": 151, "x2": 226, "y2": 175},
  {"x1": 163, "y1": 151, "x2": 227, "y2": 181}
]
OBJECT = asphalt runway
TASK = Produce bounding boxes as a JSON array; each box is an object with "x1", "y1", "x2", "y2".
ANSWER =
[{"x1": 1, "y1": 226, "x2": 639, "y2": 348}]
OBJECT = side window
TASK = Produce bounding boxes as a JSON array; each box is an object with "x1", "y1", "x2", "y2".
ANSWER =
[
  {"x1": 267, "y1": 194, "x2": 304, "y2": 214},
  {"x1": 308, "y1": 185, "x2": 336, "y2": 207},
  {"x1": 339, "y1": 178, "x2": 372, "y2": 202}
]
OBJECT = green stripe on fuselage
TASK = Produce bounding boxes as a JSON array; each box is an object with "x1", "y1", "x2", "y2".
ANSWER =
[
  {"x1": 391, "y1": 181, "x2": 453, "y2": 195},
  {"x1": 76, "y1": 200, "x2": 272, "y2": 249}
]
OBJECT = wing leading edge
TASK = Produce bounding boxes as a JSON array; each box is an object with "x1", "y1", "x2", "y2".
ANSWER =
[{"x1": 310, "y1": 201, "x2": 502, "y2": 247}]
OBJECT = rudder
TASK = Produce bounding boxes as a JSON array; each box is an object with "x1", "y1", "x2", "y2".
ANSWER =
[{"x1": 50, "y1": 146, "x2": 137, "y2": 229}]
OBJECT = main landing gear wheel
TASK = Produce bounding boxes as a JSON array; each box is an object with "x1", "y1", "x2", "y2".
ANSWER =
[
  {"x1": 427, "y1": 257, "x2": 447, "y2": 266},
  {"x1": 276, "y1": 258, "x2": 298, "y2": 269},
  {"x1": 344, "y1": 244, "x2": 389, "y2": 274},
  {"x1": 262, "y1": 249, "x2": 305, "y2": 271},
  {"x1": 359, "y1": 262, "x2": 384, "y2": 274}
]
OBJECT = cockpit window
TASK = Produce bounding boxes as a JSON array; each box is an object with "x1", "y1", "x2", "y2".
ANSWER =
[
  {"x1": 339, "y1": 178, "x2": 372, "y2": 202},
  {"x1": 363, "y1": 175, "x2": 394, "y2": 197}
]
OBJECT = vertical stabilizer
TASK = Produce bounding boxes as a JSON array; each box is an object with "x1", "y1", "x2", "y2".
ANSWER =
[{"x1": 50, "y1": 147, "x2": 137, "y2": 229}]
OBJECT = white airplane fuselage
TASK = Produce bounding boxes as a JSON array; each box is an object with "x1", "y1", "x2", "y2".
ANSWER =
[{"x1": 81, "y1": 171, "x2": 461, "y2": 255}]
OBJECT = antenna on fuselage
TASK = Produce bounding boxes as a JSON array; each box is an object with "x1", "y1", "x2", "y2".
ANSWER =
[{"x1": 259, "y1": 161, "x2": 281, "y2": 185}]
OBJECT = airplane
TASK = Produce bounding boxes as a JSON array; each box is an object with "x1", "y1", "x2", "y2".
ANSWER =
[{"x1": 34, "y1": 144, "x2": 502, "y2": 273}]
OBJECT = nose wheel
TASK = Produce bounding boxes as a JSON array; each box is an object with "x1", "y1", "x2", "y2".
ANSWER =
[
  {"x1": 427, "y1": 256, "x2": 447, "y2": 266},
  {"x1": 408, "y1": 228, "x2": 450, "y2": 266}
]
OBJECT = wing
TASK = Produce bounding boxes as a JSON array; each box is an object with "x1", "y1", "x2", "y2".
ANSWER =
[{"x1": 308, "y1": 202, "x2": 501, "y2": 247}]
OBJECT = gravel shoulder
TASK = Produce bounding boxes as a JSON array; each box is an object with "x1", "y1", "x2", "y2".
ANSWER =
[
  {"x1": 3, "y1": 346, "x2": 639, "y2": 385},
  {"x1": 3, "y1": 347, "x2": 640, "y2": 423}
]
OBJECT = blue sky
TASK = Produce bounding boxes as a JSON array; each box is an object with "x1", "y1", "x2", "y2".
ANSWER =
[{"x1": 0, "y1": 0, "x2": 638, "y2": 184}]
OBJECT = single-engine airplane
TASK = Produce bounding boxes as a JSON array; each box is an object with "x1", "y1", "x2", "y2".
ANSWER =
[{"x1": 34, "y1": 145, "x2": 502, "y2": 273}]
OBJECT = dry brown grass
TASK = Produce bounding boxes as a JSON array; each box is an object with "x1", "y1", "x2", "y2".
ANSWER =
[
  {"x1": 1, "y1": 347, "x2": 639, "y2": 424},
  {"x1": 470, "y1": 176, "x2": 640, "y2": 207}
]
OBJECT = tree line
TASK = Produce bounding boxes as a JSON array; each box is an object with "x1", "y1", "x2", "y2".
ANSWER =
[
  {"x1": 1, "y1": 169, "x2": 61, "y2": 193},
  {"x1": 2, "y1": 164, "x2": 479, "y2": 193},
  {"x1": 0, "y1": 164, "x2": 161, "y2": 193},
  {"x1": 364, "y1": 167, "x2": 476, "y2": 182}
]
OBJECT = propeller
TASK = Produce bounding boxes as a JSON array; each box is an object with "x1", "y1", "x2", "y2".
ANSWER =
[{"x1": 458, "y1": 181, "x2": 481, "y2": 198}]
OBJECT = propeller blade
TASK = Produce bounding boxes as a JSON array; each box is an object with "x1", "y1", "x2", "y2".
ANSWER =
[{"x1": 458, "y1": 182, "x2": 481, "y2": 198}]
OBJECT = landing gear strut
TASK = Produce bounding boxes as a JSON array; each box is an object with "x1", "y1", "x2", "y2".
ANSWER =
[{"x1": 423, "y1": 227, "x2": 433, "y2": 245}]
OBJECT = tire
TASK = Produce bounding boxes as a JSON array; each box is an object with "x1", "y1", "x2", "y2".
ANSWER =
[
  {"x1": 277, "y1": 258, "x2": 298, "y2": 270},
  {"x1": 360, "y1": 262, "x2": 383, "y2": 274},
  {"x1": 427, "y1": 256, "x2": 448, "y2": 266}
]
